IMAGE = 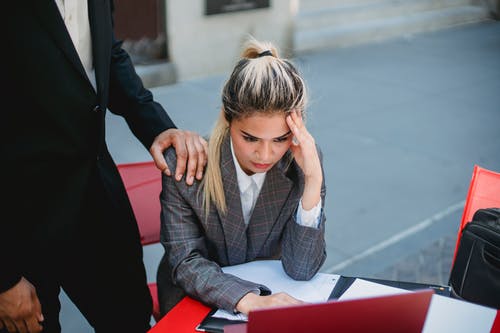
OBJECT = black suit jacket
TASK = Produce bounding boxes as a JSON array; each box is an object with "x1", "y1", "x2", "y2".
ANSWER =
[{"x1": 0, "y1": 1, "x2": 175, "y2": 291}]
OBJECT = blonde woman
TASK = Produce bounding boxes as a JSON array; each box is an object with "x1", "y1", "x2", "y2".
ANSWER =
[{"x1": 157, "y1": 38, "x2": 327, "y2": 316}]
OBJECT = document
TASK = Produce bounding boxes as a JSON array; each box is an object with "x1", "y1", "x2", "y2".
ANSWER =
[
  {"x1": 422, "y1": 294, "x2": 497, "y2": 333},
  {"x1": 213, "y1": 260, "x2": 339, "y2": 321},
  {"x1": 338, "y1": 278, "x2": 497, "y2": 333},
  {"x1": 338, "y1": 278, "x2": 410, "y2": 300}
]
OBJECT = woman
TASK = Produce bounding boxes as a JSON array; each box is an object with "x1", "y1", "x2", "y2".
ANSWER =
[{"x1": 157, "y1": 37, "x2": 327, "y2": 316}]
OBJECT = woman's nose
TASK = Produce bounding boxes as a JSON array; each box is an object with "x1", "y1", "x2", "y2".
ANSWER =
[{"x1": 257, "y1": 142, "x2": 272, "y2": 161}]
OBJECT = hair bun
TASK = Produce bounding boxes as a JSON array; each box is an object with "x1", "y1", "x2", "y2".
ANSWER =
[
  {"x1": 257, "y1": 50, "x2": 273, "y2": 58},
  {"x1": 241, "y1": 36, "x2": 279, "y2": 59}
]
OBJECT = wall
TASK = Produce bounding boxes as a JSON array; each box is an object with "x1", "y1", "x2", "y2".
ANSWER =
[
  {"x1": 166, "y1": 0, "x2": 297, "y2": 81},
  {"x1": 487, "y1": 0, "x2": 500, "y2": 18}
]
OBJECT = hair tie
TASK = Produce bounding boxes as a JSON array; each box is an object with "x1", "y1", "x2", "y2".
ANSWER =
[{"x1": 257, "y1": 50, "x2": 273, "y2": 58}]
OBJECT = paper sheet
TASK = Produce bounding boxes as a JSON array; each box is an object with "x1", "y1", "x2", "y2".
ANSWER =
[
  {"x1": 422, "y1": 294, "x2": 497, "y2": 333},
  {"x1": 338, "y1": 278, "x2": 497, "y2": 333},
  {"x1": 339, "y1": 278, "x2": 410, "y2": 301},
  {"x1": 212, "y1": 260, "x2": 339, "y2": 321}
]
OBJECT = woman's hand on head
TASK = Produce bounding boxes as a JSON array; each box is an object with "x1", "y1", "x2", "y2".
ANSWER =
[
  {"x1": 286, "y1": 110, "x2": 323, "y2": 210},
  {"x1": 286, "y1": 110, "x2": 322, "y2": 183},
  {"x1": 235, "y1": 292, "x2": 304, "y2": 315}
]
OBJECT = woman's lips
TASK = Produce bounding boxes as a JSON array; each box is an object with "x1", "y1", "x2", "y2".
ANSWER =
[{"x1": 253, "y1": 162, "x2": 272, "y2": 170}]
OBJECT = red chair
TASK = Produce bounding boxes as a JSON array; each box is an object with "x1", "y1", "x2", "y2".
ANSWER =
[
  {"x1": 453, "y1": 165, "x2": 500, "y2": 265},
  {"x1": 117, "y1": 161, "x2": 162, "y2": 322}
]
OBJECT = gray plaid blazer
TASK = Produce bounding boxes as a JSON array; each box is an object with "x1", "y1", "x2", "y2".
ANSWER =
[{"x1": 157, "y1": 135, "x2": 326, "y2": 314}]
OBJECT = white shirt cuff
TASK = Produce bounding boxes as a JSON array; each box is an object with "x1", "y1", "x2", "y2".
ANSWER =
[{"x1": 296, "y1": 198, "x2": 322, "y2": 228}]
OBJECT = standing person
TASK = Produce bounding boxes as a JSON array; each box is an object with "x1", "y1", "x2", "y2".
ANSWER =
[
  {"x1": 157, "y1": 37, "x2": 327, "y2": 315},
  {"x1": 1, "y1": 2, "x2": 207, "y2": 333}
]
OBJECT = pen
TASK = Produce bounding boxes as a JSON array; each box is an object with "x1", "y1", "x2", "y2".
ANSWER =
[{"x1": 428, "y1": 285, "x2": 450, "y2": 292}]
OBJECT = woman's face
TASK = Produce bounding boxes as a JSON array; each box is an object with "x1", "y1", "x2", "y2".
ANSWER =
[{"x1": 230, "y1": 112, "x2": 293, "y2": 175}]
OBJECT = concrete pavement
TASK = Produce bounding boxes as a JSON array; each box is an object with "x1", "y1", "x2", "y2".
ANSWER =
[{"x1": 60, "y1": 20, "x2": 500, "y2": 331}]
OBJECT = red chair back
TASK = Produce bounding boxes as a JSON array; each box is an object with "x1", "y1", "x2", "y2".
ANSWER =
[
  {"x1": 117, "y1": 161, "x2": 162, "y2": 246},
  {"x1": 117, "y1": 161, "x2": 162, "y2": 322},
  {"x1": 453, "y1": 165, "x2": 500, "y2": 264}
]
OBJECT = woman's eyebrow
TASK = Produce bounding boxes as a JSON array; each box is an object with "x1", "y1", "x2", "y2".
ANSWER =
[
  {"x1": 241, "y1": 130, "x2": 292, "y2": 140},
  {"x1": 275, "y1": 131, "x2": 292, "y2": 139}
]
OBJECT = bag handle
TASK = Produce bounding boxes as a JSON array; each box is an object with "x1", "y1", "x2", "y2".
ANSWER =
[{"x1": 484, "y1": 246, "x2": 500, "y2": 270}]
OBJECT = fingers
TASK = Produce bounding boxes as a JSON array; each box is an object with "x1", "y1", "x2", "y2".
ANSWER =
[
  {"x1": 14, "y1": 319, "x2": 29, "y2": 333},
  {"x1": 150, "y1": 129, "x2": 208, "y2": 185},
  {"x1": 286, "y1": 110, "x2": 307, "y2": 146},
  {"x1": 172, "y1": 135, "x2": 188, "y2": 183},
  {"x1": 3, "y1": 318, "x2": 43, "y2": 333},
  {"x1": 272, "y1": 292, "x2": 304, "y2": 306},
  {"x1": 171, "y1": 131, "x2": 208, "y2": 185},
  {"x1": 33, "y1": 294, "x2": 43, "y2": 323},
  {"x1": 0, "y1": 277, "x2": 43, "y2": 333},
  {"x1": 150, "y1": 137, "x2": 172, "y2": 176},
  {"x1": 2, "y1": 318, "x2": 17, "y2": 333},
  {"x1": 1, "y1": 318, "x2": 28, "y2": 333},
  {"x1": 236, "y1": 292, "x2": 304, "y2": 314},
  {"x1": 195, "y1": 136, "x2": 208, "y2": 180},
  {"x1": 152, "y1": 148, "x2": 171, "y2": 176},
  {"x1": 260, "y1": 292, "x2": 304, "y2": 310},
  {"x1": 26, "y1": 292, "x2": 44, "y2": 333},
  {"x1": 25, "y1": 316, "x2": 43, "y2": 333},
  {"x1": 182, "y1": 134, "x2": 208, "y2": 185},
  {"x1": 290, "y1": 109, "x2": 305, "y2": 127},
  {"x1": 183, "y1": 134, "x2": 198, "y2": 185}
]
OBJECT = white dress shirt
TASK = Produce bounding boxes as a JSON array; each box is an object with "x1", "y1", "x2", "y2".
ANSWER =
[
  {"x1": 230, "y1": 140, "x2": 321, "y2": 228},
  {"x1": 54, "y1": 0, "x2": 96, "y2": 91}
]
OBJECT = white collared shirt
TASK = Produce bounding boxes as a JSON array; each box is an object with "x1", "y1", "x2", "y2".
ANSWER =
[
  {"x1": 230, "y1": 140, "x2": 321, "y2": 227},
  {"x1": 231, "y1": 140, "x2": 266, "y2": 224},
  {"x1": 54, "y1": 0, "x2": 96, "y2": 91}
]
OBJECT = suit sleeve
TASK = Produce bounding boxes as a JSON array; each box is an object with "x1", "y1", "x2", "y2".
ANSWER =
[
  {"x1": 0, "y1": 240, "x2": 22, "y2": 292},
  {"x1": 159, "y1": 150, "x2": 270, "y2": 311},
  {"x1": 107, "y1": 4, "x2": 175, "y2": 149},
  {"x1": 281, "y1": 148, "x2": 327, "y2": 280}
]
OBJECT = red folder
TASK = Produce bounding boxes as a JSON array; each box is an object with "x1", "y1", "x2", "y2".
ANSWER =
[{"x1": 148, "y1": 297, "x2": 211, "y2": 333}]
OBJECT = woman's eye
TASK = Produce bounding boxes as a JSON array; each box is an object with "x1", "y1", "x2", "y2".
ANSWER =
[
  {"x1": 243, "y1": 136, "x2": 258, "y2": 142},
  {"x1": 274, "y1": 137, "x2": 289, "y2": 143}
]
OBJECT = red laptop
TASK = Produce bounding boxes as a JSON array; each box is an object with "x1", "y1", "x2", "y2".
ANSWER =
[{"x1": 224, "y1": 289, "x2": 434, "y2": 333}]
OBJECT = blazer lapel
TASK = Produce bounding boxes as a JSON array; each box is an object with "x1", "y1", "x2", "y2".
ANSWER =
[
  {"x1": 246, "y1": 156, "x2": 294, "y2": 260},
  {"x1": 88, "y1": 0, "x2": 111, "y2": 106},
  {"x1": 218, "y1": 136, "x2": 248, "y2": 265},
  {"x1": 32, "y1": 0, "x2": 90, "y2": 87}
]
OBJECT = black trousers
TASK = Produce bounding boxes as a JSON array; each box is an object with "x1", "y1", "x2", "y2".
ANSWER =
[{"x1": 2, "y1": 174, "x2": 152, "y2": 333}]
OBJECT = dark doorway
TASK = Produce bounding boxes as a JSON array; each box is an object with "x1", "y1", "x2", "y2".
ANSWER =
[{"x1": 113, "y1": 0, "x2": 168, "y2": 64}]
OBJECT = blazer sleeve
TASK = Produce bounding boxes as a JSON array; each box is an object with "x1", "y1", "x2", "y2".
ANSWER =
[
  {"x1": 280, "y1": 148, "x2": 327, "y2": 281},
  {"x1": 106, "y1": 5, "x2": 175, "y2": 149},
  {"x1": 159, "y1": 150, "x2": 270, "y2": 311},
  {"x1": 0, "y1": 240, "x2": 22, "y2": 292}
]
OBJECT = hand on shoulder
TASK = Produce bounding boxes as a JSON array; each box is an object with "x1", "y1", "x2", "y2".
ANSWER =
[{"x1": 150, "y1": 128, "x2": 208, "y2": 185}]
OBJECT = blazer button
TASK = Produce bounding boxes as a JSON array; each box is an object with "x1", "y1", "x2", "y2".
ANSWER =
[{"x1": 93, "y1": 105, "x2": 101, "y2": 113}]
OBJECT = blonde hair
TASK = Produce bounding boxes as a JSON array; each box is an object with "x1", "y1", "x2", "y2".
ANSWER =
[{"x1": 201, "y1": 37, "x2": 308, "y2": 216}]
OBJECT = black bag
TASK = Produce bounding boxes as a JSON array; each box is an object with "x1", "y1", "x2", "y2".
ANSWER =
[{"x1": 449, "y1": 208, "x2": 500, "y2": 309}]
